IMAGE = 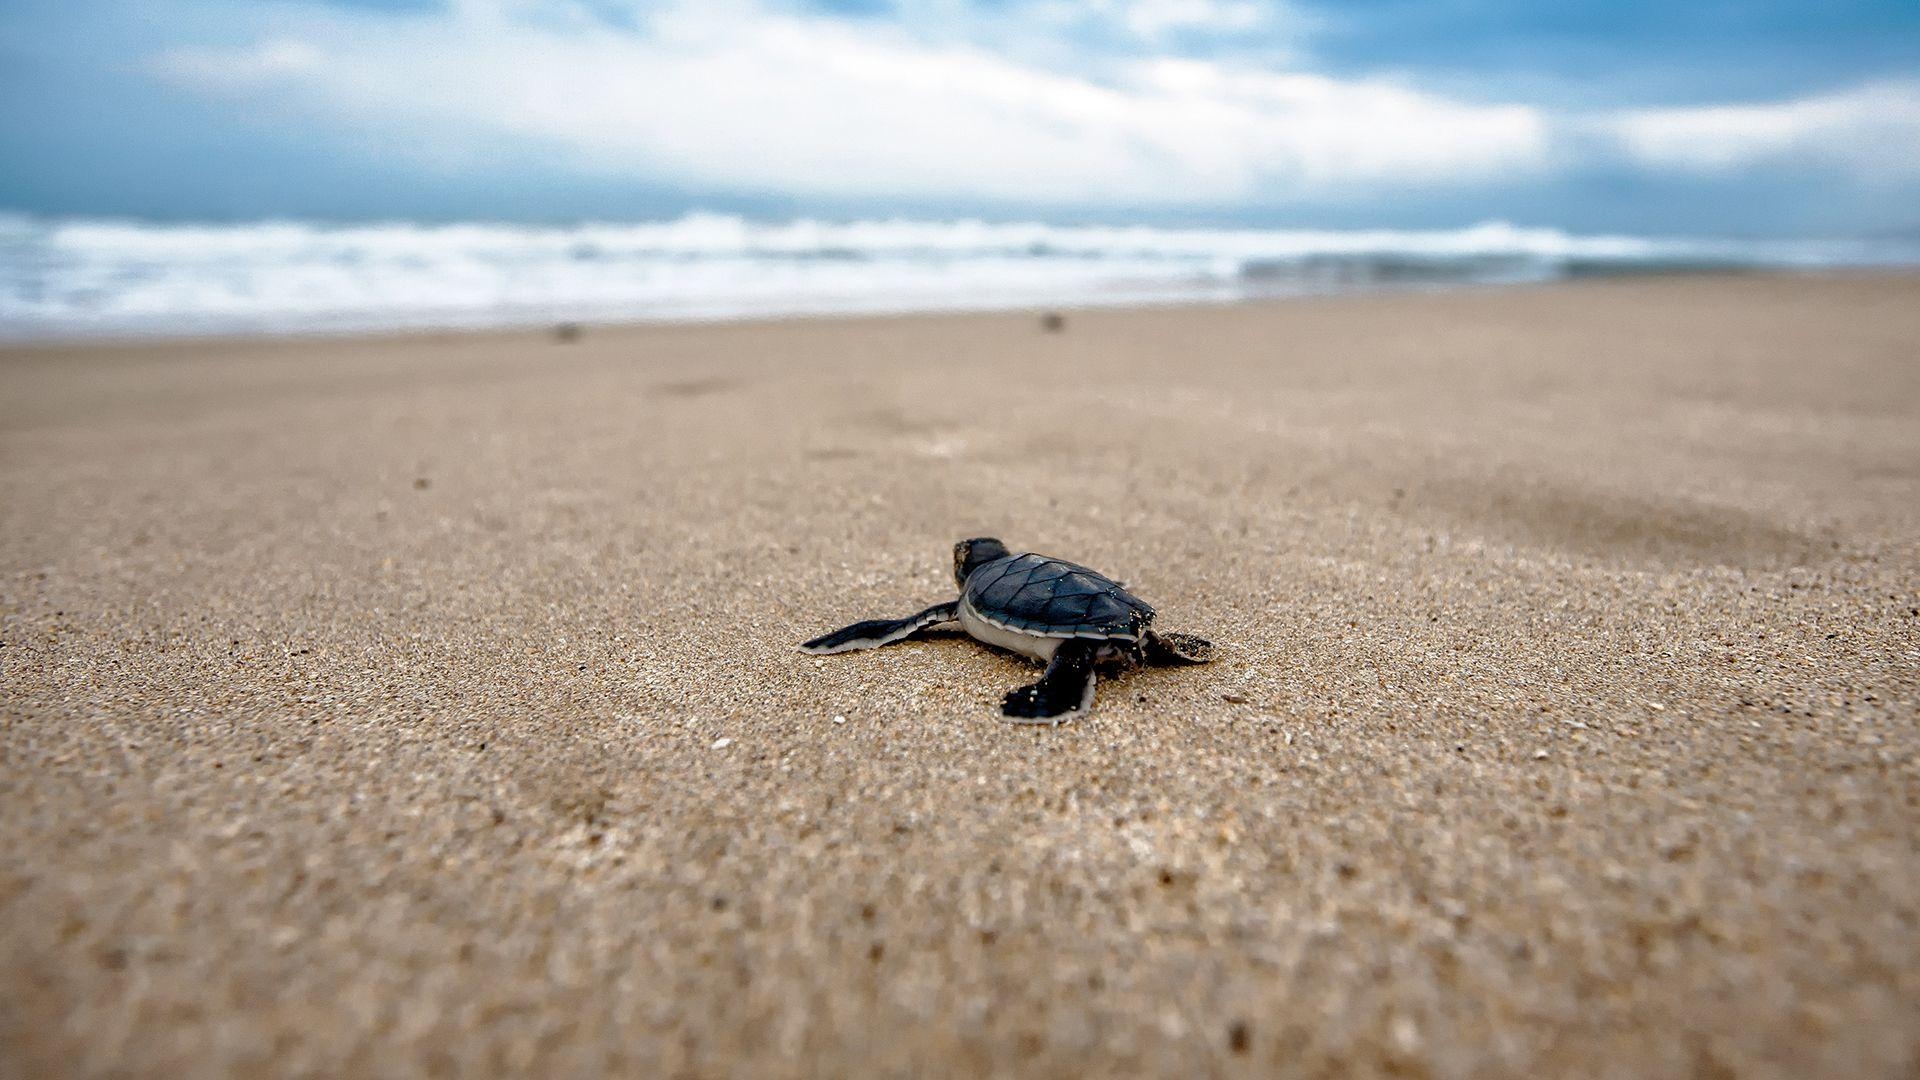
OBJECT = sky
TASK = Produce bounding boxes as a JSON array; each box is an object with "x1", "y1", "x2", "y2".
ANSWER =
[{"x1": 2, "y1": 0, "x2": 1918, "y2": 235}]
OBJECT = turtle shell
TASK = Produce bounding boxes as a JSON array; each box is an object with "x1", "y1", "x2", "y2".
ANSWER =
[{"x1": 963, "y1": 552, "x2": 1154, "y2": 639}]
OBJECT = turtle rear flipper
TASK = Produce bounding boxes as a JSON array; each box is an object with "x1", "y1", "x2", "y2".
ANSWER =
[
  {"x1": 1001, "y1": 639, "x2": 1099, "y2": 724},
  {"x1": 1144, "y1": 630, "x2": 1213, "y2": 665},
  {"x1": 800, "y1": 601, "x2": 960, "y2": 655}
]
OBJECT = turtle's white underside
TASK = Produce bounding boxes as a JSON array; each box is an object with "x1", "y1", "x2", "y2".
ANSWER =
[
  {"x1": 958, "y1": 598, "x2": 1137, "y2": 662},
  {"x1": 959, "y1": 599, "x2": 1061, "y2": 661}
]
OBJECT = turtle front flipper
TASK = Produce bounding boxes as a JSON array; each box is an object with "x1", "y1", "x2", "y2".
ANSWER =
[
  {"x1": 1001, "y1": 639, "x2": 1100, "y2": 724},
  {"x1": 799, "y1": 601, "x2": 960, "y2": 655},
  {"x1": 1144, "y1": 630, "x2": 1214, "y2": 665}
]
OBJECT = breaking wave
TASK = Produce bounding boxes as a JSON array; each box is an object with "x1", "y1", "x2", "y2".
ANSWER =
[{"x1": 1, "y1": 212, "x2": 1913, "y2": 339}]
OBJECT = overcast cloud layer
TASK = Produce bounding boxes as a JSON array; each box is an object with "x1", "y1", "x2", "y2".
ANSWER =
[{"x1": 4, "y1": 0, "x2": 1919, "y2": 233}]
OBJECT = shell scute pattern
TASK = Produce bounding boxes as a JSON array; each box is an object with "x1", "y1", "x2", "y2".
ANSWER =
[{"x1": 965, "y1": 553, "x2": 1155, "y2": 639}]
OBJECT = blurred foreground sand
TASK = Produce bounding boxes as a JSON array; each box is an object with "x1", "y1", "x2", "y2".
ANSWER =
[{"x1": 3, "y1": 276, "x2": 1918, "y2": 1077}]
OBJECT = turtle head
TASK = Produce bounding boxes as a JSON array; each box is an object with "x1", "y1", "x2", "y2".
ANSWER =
[{"x1": 953, "y1": 537, "x2": 1010, "y2": 588}]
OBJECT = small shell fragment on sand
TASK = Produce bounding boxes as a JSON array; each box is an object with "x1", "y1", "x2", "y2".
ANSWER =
[{"x1": 712, "y1": 737, "x2": 733, "y2": 750}]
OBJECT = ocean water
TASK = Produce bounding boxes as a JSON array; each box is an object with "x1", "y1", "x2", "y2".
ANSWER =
[{"x1": 1, "y1": 213, "x2": 1914, "y2": 340}]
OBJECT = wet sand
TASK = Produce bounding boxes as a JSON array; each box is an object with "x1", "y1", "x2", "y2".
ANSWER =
[{"x1": 3, "y1": 275, "x2": 1918, "y2": 1078}]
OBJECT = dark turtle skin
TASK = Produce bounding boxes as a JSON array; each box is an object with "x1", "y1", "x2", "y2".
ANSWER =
[{"x1": 800, "y1": 537, "x2": 1214, "y2": 724}]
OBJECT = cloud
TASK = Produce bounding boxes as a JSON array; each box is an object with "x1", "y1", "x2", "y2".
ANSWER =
[
  {"x1": 152, "y1": 38, "x2": 327, "y2": 87},
  {"x1": 142, "y1": 0, "x2": 1920, "y2": 212},
  {"x1": 1605, "y1": 81, "x2": 1920, "y2": 179},
  {"x1": 146, "y1": 0, "x2": 1550, "y2": 205},
  {"x1": 1112, "y1": 0, "x2": 1267, "y2": 40}
]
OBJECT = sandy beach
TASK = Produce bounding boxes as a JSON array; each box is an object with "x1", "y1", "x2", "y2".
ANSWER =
[{"x1": 3, "y1": 275, "x2": 1918, "y2": 1077}]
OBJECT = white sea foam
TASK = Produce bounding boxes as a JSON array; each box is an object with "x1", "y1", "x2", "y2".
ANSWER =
[{"x1": 0, "y1": 212, "x2": 1912, "y2": 340}]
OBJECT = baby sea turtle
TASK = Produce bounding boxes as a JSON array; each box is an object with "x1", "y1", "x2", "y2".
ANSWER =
[{"x1": 800, "y1": 538, "x2": 1214, "y2": 723}]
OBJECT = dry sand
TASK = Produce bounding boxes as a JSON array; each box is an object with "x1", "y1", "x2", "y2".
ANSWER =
[{"x1": 3, "y1": 275, "x2": 1918, "y2": 1078}]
